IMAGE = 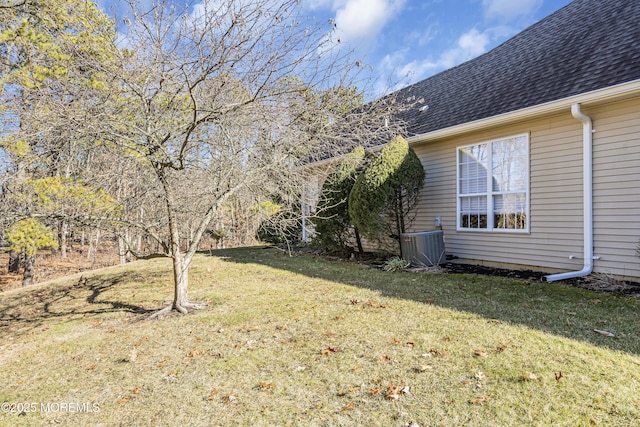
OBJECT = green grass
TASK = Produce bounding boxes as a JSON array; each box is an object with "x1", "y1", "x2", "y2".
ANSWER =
[{"x1": 1, "y1": 247, "x2": 639, "y2": 426}]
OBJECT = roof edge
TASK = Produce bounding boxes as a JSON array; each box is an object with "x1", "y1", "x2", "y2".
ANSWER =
[{"x1": 407, "y1": 79, "x2": 640, "y2": 145}]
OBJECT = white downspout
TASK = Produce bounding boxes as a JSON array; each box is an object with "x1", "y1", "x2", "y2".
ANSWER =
[{"x1": 545, "y1": 103, "x2": 594, "y2": 282}]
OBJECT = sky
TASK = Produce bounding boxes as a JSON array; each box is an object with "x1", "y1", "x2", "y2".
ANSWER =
[
  {"x1": 94, "y1": 0, "x2": 574, "y2": 94},
  {"x1": 303, "y1": 0, "x2": 573, "y2": 92}
]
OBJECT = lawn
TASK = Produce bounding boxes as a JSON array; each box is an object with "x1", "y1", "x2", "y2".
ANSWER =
[{"x1": 0, "y1": 247, "x2": 639, "y2": 426}]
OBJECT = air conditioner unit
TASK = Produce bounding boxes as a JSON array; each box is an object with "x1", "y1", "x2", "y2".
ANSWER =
[{"x1": 401, "y1": 230, "x2": 446, "y2": 266}]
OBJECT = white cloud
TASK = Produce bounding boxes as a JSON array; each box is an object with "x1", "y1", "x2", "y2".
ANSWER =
[
  {"x1": 457, "y1": 28, "x2": 490, "y2": 57},
  {"x1": 393, "y1": 28, "x2": 490, "y2": 83},
  {"x1": 333, "y1": 0, "x2": 404, "y2": 42},
  {"x1": 482, "y1": 0, "x2": 542, "y2": 22},
  {"x1": 309, "y1": 0, "x2": 405, "y2": 44}
]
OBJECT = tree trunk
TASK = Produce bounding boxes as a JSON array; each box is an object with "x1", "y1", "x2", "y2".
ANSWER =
[
  {"x1": 137, "y1": 206, "x2": 145, "y2": 254},
  {"x1": 90, "y1": 229, "x2": 101, "y2": 268},
  {"x1": 8, "y1": 251, "x2": 22, "y2": 273},
  {"x1": 59, "y1": 220, "x2": 68, "y2": 259},
  {"x1": 354, "y1": 227, "x2": 364, "y2": 255},
  {"x1": 161, "y1": 169, "x2": 192, "y2": 313},
  {"x1": 136, "y1": 231, "x2": 143, "y2": 255},
  {"x1": 125, "y1": 229, "x2": 132, "y2": 262},
  {"x1": 172, "y1": 253, "x2": 189, "y2": 312},
  {"x1": 22, "y1": 255, "x2": 35, "y2": 287},
  {"x1": 118, "y1": 236, "x2": 126, "y2": 265}
]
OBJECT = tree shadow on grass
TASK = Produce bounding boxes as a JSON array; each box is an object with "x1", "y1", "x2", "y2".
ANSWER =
[
  {"x1": 211, "y1": 247, "x2": 640, "y2": 356},
  {"x1": 0, "y1": 270, "x2": 159, "y2": 339}
]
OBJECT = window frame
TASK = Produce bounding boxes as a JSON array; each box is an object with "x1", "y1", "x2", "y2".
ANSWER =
[{"x1": 456, "y1": 133, "x2": 530, "y2": 233}]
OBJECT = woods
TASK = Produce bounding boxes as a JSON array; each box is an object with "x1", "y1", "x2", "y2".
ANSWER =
[{"x1": 0, "y1": 0, "x2": 411, "y2": 313}]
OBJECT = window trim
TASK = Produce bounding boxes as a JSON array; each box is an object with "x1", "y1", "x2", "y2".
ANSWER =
[{"x1": 456, "y1": 133, "x2": 530, "y2": 233}]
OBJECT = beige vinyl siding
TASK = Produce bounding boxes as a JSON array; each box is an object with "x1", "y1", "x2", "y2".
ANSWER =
[
  {"x1": 411, "y1": 111, "x2": 586, "y2": 273},
  {"x1": 413, "y1": 111, "x2": 582, "y2": 270},
  {"x1": 410, "y1": 95, "x2": 640, "y2": 278},
  {"x1": 590, "y1": 97, "x2": 640, "y2": 279}
]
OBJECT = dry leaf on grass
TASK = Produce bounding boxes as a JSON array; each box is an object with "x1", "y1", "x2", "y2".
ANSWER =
[
  {"x1": 386, "y1": 384, "x2": 410, "y2": 400},
  {"x1": 386, "y1": 392, "x2": 401, "y2": 401},
  {"x1": 185, "y1": 350, "x2": 205, "y2": 359},
  {"x1": 341, "y1": 402, "x2": 355, "y2": 412},
  {"x1": 222, "y1": 394, "x2": 236, "y2": 404},
  {"x1": 256, "y1": 381, "x2": 275, "y2": 390},
  {"x1": 337, "y1": 387, "x2": 357, "y2": 397},
  {"x1": 429, "y1": 348, "x2": 447, "y2": 357},
  {"x1": 521, "y1": 372, "x2": 539, "y2": 382},
  {"x1": 321, "y1": 346, "x2": 341, "y2": 356},
  {"x1": 134, "y1": 336, "x2": 148, "y2": 347}
]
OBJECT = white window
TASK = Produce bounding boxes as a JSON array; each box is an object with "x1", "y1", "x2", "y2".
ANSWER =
[{"x1": 457, "y1": 134, "x2": 529, "y2": 232}]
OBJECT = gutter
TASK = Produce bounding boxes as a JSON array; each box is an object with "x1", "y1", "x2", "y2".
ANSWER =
[
  {"x1": 310, "y1": 81, "x2": 640, "y2": 169},
  {"x1": 544, "y1": 104, "x2": 594, "y2": 282},
  {"x1": 407, "y1": 79, "x2": 640, "y2": 145}
]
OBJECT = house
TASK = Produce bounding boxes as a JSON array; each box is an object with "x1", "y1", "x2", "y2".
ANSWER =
[{"x1": 369, "y1": 0, "x2": 640, "y2": 280}]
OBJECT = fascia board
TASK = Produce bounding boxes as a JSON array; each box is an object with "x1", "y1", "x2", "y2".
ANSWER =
[{"x1": 407, "y1": 79, "x2": 640, "y2": 145}]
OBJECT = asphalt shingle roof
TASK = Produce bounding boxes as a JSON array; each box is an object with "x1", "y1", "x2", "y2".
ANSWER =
[{"x1": 396, "y1": 0, "x2": 640, "y2": 137}]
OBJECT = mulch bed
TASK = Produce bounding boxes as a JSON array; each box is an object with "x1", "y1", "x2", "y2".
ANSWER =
[
  {"x1": 291, "y1": 245, "x2": 640, "y2": 296},
  {"x1": 443, "y1": 262, "x2": 640, "y2": 296}
]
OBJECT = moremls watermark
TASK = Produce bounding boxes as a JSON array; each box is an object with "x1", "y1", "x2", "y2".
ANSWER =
[{"x1": 1, "y1": 402, "x2": 100, "y2": 414}]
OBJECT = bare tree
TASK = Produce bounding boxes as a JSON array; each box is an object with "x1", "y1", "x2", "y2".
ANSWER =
[{"x1": 86, "y1": 0, "x2": 410, "y2": 316}]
